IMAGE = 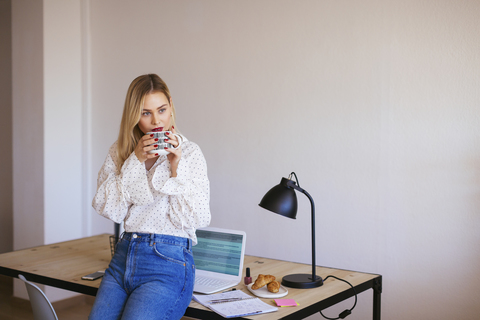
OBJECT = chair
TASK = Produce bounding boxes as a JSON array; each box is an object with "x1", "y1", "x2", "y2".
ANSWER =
[{"x1": 18, "y1": 274, "x2": 58, "y2": 320}]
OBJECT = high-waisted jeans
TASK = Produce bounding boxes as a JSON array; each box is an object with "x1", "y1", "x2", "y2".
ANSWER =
[{"x1": 89, "y1": 232, "x2": 195, "y2": 320}]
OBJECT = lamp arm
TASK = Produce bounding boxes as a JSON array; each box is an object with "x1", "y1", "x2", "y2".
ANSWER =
[
  {"x1": 287, "y1": 181, "x2": 317, "y2": 280},
  {"x1": 302, "y1": 188, "x2": 317, "y2": 280}
]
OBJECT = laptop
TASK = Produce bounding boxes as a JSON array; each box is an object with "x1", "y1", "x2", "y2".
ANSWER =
[{"x1": 192, "y1": 227, "x2": 246, "y2": 294}]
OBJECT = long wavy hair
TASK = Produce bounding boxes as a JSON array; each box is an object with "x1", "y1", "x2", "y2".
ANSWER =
[{"x1": 116, "y1": 74, "x2": 177, "y2": 171}]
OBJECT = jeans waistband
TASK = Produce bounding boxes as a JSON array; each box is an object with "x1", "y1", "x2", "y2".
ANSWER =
[{"x1": 121, "y1": 232, "x2": 192, "y2": 250}]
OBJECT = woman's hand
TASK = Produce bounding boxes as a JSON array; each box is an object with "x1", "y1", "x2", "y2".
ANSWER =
[
  {"x1": 165, "y1": 127, "x2": 182, "y2": 177},
  {"x1": 135, "y1": 134, "x2": 160, "y2": 163}
]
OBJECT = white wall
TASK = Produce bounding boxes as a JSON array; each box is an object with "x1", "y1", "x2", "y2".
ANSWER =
[
  {"x1": 43, "y1": 0, "x2": 84, "y2": 245},
  {"x1": 87, "y1": 1, "x2": 480, "y2": 319},
  {"x1": 12, "y1": 0, "x2": 44, "y2": 251},
  {"x1": 42, "y1": 0, "x2": 84, "y2": 301},
  {"x1": 12, "y1": 0, "x2": 45, "y2": 300},
  {"x1": 12, "y1": 0, "x2": 84, "y2": 302}
]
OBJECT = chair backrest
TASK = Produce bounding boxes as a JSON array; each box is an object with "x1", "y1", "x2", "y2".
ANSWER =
[{"x1": 18, "y1": 274, "x2": 59, "y2": 320}]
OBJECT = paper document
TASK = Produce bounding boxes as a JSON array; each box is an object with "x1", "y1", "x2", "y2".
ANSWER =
[{"x1": 193, "y1": 290, "x2": 277, "y2": 318}]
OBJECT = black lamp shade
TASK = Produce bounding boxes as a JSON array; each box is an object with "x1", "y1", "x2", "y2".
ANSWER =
[{"x1": 259, "y1": 178, "x2": 297, "y2": 219}]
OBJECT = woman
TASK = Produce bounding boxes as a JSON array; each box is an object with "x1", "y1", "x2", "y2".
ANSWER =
[{"x1": 89, "y1": 74, "x2": 210, "y2": 320}]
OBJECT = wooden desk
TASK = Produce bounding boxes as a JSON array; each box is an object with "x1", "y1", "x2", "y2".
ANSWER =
[{"x1": 0, "y1": 234, "x2": 382, "y2": 320}]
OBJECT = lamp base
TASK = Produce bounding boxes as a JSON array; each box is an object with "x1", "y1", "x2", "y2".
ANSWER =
[{"x1": 281, "y1": 274, "x2": 323, "y2": 289}]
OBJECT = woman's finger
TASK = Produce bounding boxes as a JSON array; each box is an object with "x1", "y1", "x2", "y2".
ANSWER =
[
  {"x1": 164, "y1": 147, "x2": 177, "y2": 154},
  {"x1": 164, "y1": 138, "x2": 178, "y2": 148},
  {"x1": 164, "y1": 132, "x2": 179, "y2": 147},
  {"x1": 165, "y1": 145, "x2": 182, "y2": 156},
  {"x1": 146, "y1": 151, "x2": 159, "y2": 158},
  {"x1": 144, "y1": 134, "x2": 159, "y2": 146},
  {"x1": 145, "y1": 144, "x2": 159, "y2": 153}
]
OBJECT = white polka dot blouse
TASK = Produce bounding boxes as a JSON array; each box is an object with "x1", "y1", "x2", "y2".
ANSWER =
[{"x1": 92, "y1": 135, "x2": 211, "y2": 245}]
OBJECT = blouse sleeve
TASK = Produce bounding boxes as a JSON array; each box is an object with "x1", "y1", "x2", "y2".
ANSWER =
[
  {"x1": 92, "y1": 143, "x2": 154, "y2": 223},
  {"x1": 152, "y1": 141, "x2": 211, "y2": 235}
]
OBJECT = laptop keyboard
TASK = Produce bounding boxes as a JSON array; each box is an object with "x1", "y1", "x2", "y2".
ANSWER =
[{"x1": 195, "y1": 276, "x2": 231, "y2": 288}]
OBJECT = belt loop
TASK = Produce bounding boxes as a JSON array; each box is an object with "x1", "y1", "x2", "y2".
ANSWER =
[
  {"x1": 150, "y1": 234, "x2": 155, "y2": 246},
  {"x1": 187, "y1": 238, "x2": 192, "y2": 250}
]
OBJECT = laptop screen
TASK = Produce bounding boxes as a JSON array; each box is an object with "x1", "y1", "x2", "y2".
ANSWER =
[{"x1": 193, "y1": 229, "x2": 244, "y2": 276}]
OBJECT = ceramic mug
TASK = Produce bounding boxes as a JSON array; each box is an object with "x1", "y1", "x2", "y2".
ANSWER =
[{"x1": 146, "y1": 131, "x2": 183, "y2": 155}]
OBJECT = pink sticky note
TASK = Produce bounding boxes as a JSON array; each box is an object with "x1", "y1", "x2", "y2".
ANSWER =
[{"x1": 274, "y1": 299, "x2": 298, "y2": 307}]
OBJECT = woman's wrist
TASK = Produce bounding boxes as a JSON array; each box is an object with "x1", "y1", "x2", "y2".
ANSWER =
[
  {"x1": 135, "y1": 150, "x2": 144, "y2": 163},
  {"x1": 170, "y1": 161, "x2": 179, "y2": 177}
]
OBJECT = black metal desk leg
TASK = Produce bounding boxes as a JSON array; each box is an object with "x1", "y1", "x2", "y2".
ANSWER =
[{"x1": 373, "y1": 277, "x2": 382, "y2": 320}]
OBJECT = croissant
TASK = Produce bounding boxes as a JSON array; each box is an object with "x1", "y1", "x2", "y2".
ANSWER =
[
  {"x1": 252, "y1": 274, "x2": 276, "y2": 290},
  {"x1": 267, "y1": 280, "x2": 281, "y2": 293}
]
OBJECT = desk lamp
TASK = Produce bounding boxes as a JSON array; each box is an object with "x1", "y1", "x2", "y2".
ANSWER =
[{"x1": 259, "y1": 172, "x2": 323, "y2": 289}]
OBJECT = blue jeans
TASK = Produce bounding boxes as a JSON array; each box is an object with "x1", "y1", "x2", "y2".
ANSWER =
[{"x1": 89, "y1": 233, "x2": 195, "y2": 320}]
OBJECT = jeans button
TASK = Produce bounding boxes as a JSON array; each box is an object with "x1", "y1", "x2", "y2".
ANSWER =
[{"x1": 133, "y1": 234, "x2": 138, "y2": 239}]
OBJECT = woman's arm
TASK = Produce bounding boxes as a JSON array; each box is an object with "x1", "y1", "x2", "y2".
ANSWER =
[
  {"x1": 92, "y1": 143, "x2": 154, "y2": 223},
  {"x1": 153, "y1": 142, "x2": 211, "y2": 233}
]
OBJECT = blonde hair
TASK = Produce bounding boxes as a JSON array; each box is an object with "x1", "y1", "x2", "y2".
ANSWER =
[{"x1": 116, "y1": 74, "x2": 177, "y2": 170}]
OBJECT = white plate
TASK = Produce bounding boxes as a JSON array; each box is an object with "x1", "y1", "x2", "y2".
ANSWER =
[{"x1": 247, "y1": 283, "x2": 288, "y2": 298}]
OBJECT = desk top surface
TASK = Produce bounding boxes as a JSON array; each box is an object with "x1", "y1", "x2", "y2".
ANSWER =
[{"x1": 0, "y1": 234, "x2": 380, "y2": 319}]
